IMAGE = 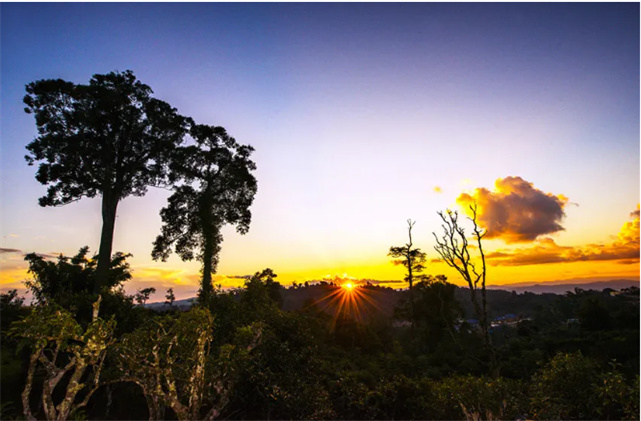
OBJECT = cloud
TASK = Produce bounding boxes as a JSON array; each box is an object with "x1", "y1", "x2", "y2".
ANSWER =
[
  {"x1": 34, "y1": 252, "x2": 61, "y2": 259},
  {"x1": 0, "y1": 248, "x2": 22, "y2": 254},
  {"x1": 0, "y1": 247, "x2": 62, "y2": 259},
  {"x1": 488, "y1": 206, "x2": 640, "y2": 266},
  {"x1": 457, "y1": 176, "x2": 569, "y2": 243},
  {"x1": 362, "y1": 279, "x2": 406, "y2": 285}
]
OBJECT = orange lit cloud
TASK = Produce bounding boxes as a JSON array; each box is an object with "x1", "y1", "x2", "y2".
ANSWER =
[
  {"x1": 488, "y1": 206, "x2": 640, "y2": 266},
  {"x1": 457, "y1": 176, "x2": 569, "y2": 243}
]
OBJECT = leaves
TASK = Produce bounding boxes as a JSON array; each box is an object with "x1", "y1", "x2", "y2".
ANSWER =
[
  {"x1": 23, "y1": 247, "x2": 132, "y2": 306},
  {"x1": 9, "y1": 299, "x2": 115, "y2": 421},
  {"x1": 152, "y1": 123, "x2": 257, "y2": 299},
  {"x1": 24, "y1": 70, "x2": 189, "y2": 206}
]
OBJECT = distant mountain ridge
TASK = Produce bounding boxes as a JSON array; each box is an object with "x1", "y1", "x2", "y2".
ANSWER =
[{"x1": 487, "y1": 279, "x2": 639, "y2": 295}]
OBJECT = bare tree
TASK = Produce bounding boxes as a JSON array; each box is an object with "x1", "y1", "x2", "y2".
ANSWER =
[
  {"x1": 388, "y1": 219, "x2": 428, "y2": 325},
  {"x1": 433, "y1": 205, "x2": 497, "y2": 373}
]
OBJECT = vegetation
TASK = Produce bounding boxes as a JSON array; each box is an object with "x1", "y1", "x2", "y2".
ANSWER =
[
  {"x1": 434, "y1": 205, "x2": 497, "y2": 373},
  {"x1": 4, "y1": 70, "x2": 637, "y2": 420},
  {"x1": 388, "y1": 219, "x2": 428, "y2": 326},
  {"x1": 2, "y1": 258, "x2": 638, "y2": 420},
  {"x1": 151, "y1": 123, "x2": 257, "y2": 301},
  {"x1": 24, "y1": 71, "x2": 190, "y2": 292}
]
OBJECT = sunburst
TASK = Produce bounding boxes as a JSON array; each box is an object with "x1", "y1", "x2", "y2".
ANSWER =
[{"x1": 307, "y1": 281, "x2": 384, "y2": 330}]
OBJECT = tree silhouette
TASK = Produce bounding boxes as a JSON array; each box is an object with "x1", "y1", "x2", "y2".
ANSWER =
[
  {"x1": 165, "y1": 287, "x2": 176, "y2": 307},
  {"x1": 24, "y1": 70, "x2": 189, "y2": 293},
  {"x1": 151, "y1": 124, "x2": 257, "y2": 302},
  {"x1": 433, "y1": 205, "x2": 497, "y2": 374},
  {"x1": 388, "y1": 219, "x2": 428, "y2": 325},
  {"x1": 134, "y1": 287, "x2": 156, "y2": 306}
]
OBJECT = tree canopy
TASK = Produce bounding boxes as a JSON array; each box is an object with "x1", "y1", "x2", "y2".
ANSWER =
[
  {"x1": 24, "y1": 70, "x2": 190, "y2": 291},
  {"x1": 152, "y1": 124, "x2": 257, "y2": 301},
  {"x1": 388, "y1": 219, "x2": 428, "y2": 324}
]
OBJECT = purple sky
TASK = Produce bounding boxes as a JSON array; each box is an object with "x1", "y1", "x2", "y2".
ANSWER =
[{"x1": 1, "y1": 3, "x2": 638, "y2": 299}]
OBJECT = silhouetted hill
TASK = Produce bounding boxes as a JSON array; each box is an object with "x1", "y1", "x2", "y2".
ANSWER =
[
  {"x1": 145, "y1": 297, "x2": 196, "y2": 311},
  {"x1": 145, "y1": 279, "x2": 639, "y2": 320}
]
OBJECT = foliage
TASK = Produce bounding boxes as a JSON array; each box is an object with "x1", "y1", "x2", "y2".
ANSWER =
[
  {"x1": 165, "y1": 288, "x2": 176, "y2": 306},
  {"x1": 22, "y1": 247, "x2": 137, "y2": 327},
  {"x1": 0, "y1": 290, "x2": 28, "y2": 330},
  {"x1": 25, "y1": 247, "x2": 131, "y2": 303},
  {"x1": 577, "y1": 297, "x2": 612, "y2": 331},
  {"x1": 134, "y1": 287, "x2": 156, "y2": 306},
  {"x1": 10, "y1": 298, "x2": 115, "y2": 421},
  {"x1": 388, "y1": 219, "x2": 428, "y2": 324},
  {"x1": 152, "y1": 123, "x2": 257, "y2": 301},
  {"x1": 596, "y1": 368, "x2": 640, "y2": 420},
  {"x1": 116, "y1": 306, "x2": 262, "y2": 420},
  {"x1": 398, "y1": 277, "x2": 463, "y2": 354},
  {"x1": 4, "y1": 271, "x2": 639, "y2": 420},
  {"x1": 242, "y1": 268, "x2": 283, "y2": 312},
  {"x1": 24, "y1": 70, "x2": 190, "y2": 290},
  {"x1": 430, "y1": 375, "x2": 526, "y2": 420},
  {"x1": 529, "y1": 351, "x2": 602, "y2": 419}
]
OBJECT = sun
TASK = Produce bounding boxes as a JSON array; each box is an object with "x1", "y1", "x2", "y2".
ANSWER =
[
  {"x1": 342, "y1": 282, "x2": 354, "y2": 291},
  {"x1": 305, "y1": 280, "x2": 384, "y2": 330}
]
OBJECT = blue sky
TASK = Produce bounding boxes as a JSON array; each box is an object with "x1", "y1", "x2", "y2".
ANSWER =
[{"x1": 1, "y1": 3, "x2": 638, "y2": 299}]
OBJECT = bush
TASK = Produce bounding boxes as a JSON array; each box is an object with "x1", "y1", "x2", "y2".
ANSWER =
[{"x1": 529, "y1": 351, "x2": 601, "y2": 419}]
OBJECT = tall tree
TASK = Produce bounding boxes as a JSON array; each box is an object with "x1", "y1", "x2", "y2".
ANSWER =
[
  {"x1": 388, "y1": 219, "x2": 428, "y2": 325},
  {"x1": 24, "y1": 70, "x2": 189, "y2": 293},
  {"x1": 432, "y1": 205, "x2": 497, "y2": 374},
  {"x1": 151, "y1": 124, "x2": 257, "y2": 302}
]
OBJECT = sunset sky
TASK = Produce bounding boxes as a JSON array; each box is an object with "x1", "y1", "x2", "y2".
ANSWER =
[{"x1": 1, "y1": 3, "x2": 639, "y2": 301}]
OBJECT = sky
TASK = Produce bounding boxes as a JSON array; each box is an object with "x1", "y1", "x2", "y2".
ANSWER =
[{"x1": 1, "y1": 3, "x2": 639, "y2": 301}]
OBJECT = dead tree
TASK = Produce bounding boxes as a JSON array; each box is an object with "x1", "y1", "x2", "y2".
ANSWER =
[{"x1": 433, "y1": 205, "x2": 498, "y2": 374}]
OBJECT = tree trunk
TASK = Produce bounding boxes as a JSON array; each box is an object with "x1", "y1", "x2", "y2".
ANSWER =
[
  {"x1": 199, "y1": 192, "x2": 214, "y2": 303},
  {"x1": 55, "y1": 360, "x2": 87, "y2": 421},
  {"x1": 407, "y1": 253, "x2": 415, "y2": 326},
  {"x1": 22, "y1": 351, "x2": 40, "y2": 421},
  {"x1": 95, "y1": 192, "x2": 119, "y2": 294},
  {"x1": 406, "y1": 222, "x2": 416, "y2": 327},
  {"x1": 468, "y1": 287, "x2": 498, "y2": 376},
  {"x1": 200, "y1": 237, "x2": 214, "y2": 303}
]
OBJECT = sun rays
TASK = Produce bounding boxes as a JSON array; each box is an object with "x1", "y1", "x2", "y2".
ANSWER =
[{"x1": 306, "y1": 282, "x2": 384, "y2": 330}]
